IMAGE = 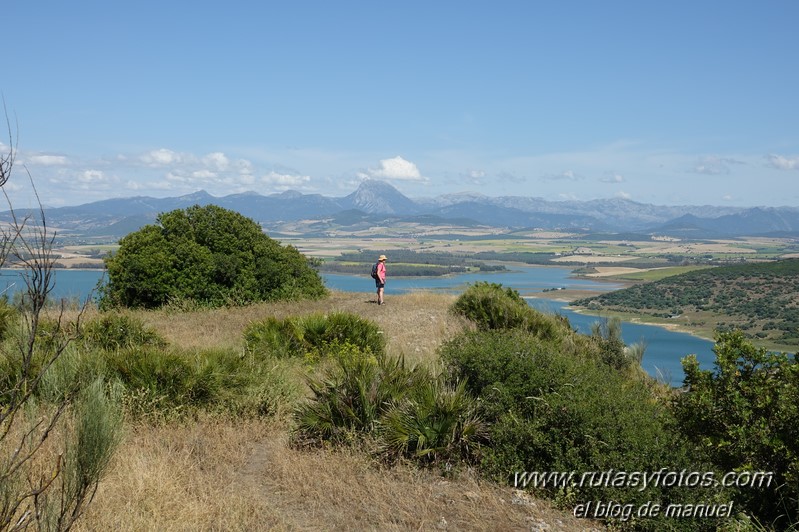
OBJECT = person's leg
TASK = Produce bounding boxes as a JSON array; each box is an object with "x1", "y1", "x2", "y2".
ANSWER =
[{"x1": 378, "y1": 286, "x2": 384, "y2": 305}]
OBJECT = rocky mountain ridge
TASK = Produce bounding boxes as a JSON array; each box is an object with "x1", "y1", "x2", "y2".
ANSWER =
[{"x1": 4, "y1": 180, "x2": 798, "y2": 239}]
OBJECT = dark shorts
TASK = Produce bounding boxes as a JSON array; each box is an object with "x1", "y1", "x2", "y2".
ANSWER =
[{"x1": 375, "y1": 280, "x2": 385, "y2": 289}]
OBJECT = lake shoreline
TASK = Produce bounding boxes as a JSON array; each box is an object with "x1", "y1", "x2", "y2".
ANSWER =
[{"x1": 525, "y1": 287, "x2": 718, "y2": 345}]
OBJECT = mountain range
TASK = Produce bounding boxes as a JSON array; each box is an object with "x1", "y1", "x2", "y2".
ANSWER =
[{"x1": 4, "y1": 180, "x2": 799, "y2": 240}]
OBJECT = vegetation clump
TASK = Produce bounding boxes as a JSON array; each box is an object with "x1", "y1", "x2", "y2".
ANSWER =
[
  {"x1": 101, "y1": 204, "x2": 327, "y2": 309},
  {"x1": 576, "y1": 258, "x2": 799, "y2": 346},
  {"x1": 675, "y1": 331, "x2": 799, "y2": 529},
  {"x1": 294, "y1": 346, "x2": 487, "y2": 467},
  {"x1": 244, "y1": 311, "x2": 385, "y2": 361},
  {"x1": 450, "y1": 281, "x2": 567, "y2": 340},
  {"x1": 79, "y1": 313, "x2": 167, "y2": 351}
]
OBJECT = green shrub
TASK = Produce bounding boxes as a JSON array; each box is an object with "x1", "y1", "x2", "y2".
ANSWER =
[
  {"x1": 589, "y1": 317, "x2": 642, "y2": 370},
  {"x1": 39, "y1": 346, "x2": 109, "y2": 403},
  {"x1": 101, "y1": 204, "x2": 327, "y2": 309},
  {"x1": 80, "y1": 313, "x2": 167, "y2": 351},
  {"x1": 379, "y1": 377, "x2": 487, "y2": 466},
  {"x1": 0, "y1": 297, "x2": 18, "y2": 342},
  {"x1": 57, "y1": 378, "x2": 124, "y2": 528},
  {"x1": 295, "y1": 346, "x2": 420, "y2": 443},
  {"x1": 244, "y1": 312, "x2": 385, "y2": 361},
  {"x1": 675, "y1": 331, "x2": 799, "y2": 529},
  {"x1": 451, "y1": 282, "x2": 565, "y2": 340},
  {"x1": 33, "y1": 317, "x2": 75, "y2": 354},
  {"x1": 440, "y1": 329, "x2": 723, "y2": 530},
  {"x1": 102, "y1": 344, "x2": 298, "y2": 419},
  {"x1": 295, "y1": 345, "x2": 486, "y2": 468},
  {"x1": 106, "y1": 347, "x2": 219, "y2": 414},
  {"x1": 244, "y1": 316, "x2": 305, "y2": 359}
]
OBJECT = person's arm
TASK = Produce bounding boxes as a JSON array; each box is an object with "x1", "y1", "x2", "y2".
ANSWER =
[{"x1": 378, "y1": 262, "x2": 386, "y2": 282}]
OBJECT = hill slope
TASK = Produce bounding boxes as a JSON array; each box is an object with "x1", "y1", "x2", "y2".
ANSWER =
[{"x1": 574, "y1": 259, "x2": 799, "y2": 347}]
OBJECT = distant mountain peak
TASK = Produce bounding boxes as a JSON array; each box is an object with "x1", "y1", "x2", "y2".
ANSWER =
[
  {"x1": 179, "y1": 190, "x2": 215, "y2": 202},
  {"x1": 343, "y1": 179, "x2": 417, "y2": 214},
  {"x1": 270, "y1": 190, "x2": 304, "y2": 199}
]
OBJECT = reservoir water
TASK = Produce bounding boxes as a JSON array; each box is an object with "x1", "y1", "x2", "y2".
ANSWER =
[
  {"x1": 1, "y1": 266, "x2": 716, "y2": 386},
  {"x1": 324, "y1": 265, "x2": 716, "y2": 386}
]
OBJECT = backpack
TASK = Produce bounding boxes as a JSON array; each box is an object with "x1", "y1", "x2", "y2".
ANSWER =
[{"x1": 371, "y1": 262, "x2": 379, "y2": 280}]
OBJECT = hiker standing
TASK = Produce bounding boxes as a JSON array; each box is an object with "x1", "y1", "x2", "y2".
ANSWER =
[{"x1": 374, "y1": 255, "x2": 387, "y2": 305}]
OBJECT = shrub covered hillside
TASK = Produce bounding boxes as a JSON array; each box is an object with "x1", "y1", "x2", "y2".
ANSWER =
[
  {"x1": 102, "y1": 204, "x2": 327, "y2": 308},
  {"x1": 575, "y1": 258, "x2": 799, "y2": 346}
]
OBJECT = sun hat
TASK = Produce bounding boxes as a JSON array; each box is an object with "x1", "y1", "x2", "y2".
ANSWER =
[{"x1": 378, "y1": 255, "x2": 388, "y2": 261}]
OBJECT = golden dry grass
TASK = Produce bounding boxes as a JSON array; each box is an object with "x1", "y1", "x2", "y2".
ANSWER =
[
  {"x1": 123, "y1": 290, "x2": 465, "y2": 367},
  {"x1": 75, "y1": 417, "x2": 602, "y2": 532}
]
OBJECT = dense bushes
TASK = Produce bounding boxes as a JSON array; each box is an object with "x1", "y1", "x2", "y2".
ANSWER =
[
  {"x1": 439, "y1": 329, "x2": 719, "y2": 529},
  {"x1": 102, "y1": 204, "x2": 327, "y2": 308},
  {"x1": 10, "y1": 313, "x2": 298, "y2": 419},
  {"x1": 79, "y1": 313, "x2": 167, "y2": 351},
  {"x1": 450, "y1": 281, "x2": 568, "y2": 340},
  {"x1": 244, "y1": 312, "x2": 385, "y2": 361},
  {"x1": 443, "y1": 282, "x2": 737, "y2": 530},
  {"x1": 675, "y1": 331, "x2": 799, "y2": 528},
  {"x1": 294, "y1": 347, "x2": 486, "y2": 466}
]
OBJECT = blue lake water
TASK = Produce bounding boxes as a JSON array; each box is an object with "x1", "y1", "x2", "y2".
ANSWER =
[
  {"x1": 324, "y1": 265, "x2": 716, "y2": 386},
  {"x1": 0, "y1": 269, "x2": 106, "y2": 301},
  {"x1": 2, "y1": 266, "x2": 715, "y2": 386}
]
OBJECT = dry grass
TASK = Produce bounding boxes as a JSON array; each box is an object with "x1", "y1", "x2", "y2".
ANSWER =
[
  {"x1": 75, "y1": 418, "x2": 602, "y2": 532},
  {"x1": 123, "y1": 290, "x2": 465, "y2": 367}
]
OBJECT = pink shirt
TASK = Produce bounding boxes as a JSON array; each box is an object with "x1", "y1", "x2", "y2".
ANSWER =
[{"x1": 377, "y1": 261, "x2": 386, "y2": 282}]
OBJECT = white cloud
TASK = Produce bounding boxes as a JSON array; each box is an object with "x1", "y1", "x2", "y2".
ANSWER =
[
  {"x1": 616, "y1": 190, "x2": 632, "y2": 200},
  {"x1": 140, "y1": 148, "x2": 185, "y2": 166},
  {"x1": 27, "y1": 154, "x2": 69, "y2": 166},
  {"x1": 360, "y1": 156, "x2": 425, "y2": 182},
  {"x1": 684, "y1": 155, "x2": 745, "y2": 176},
  {"x1": 766, "y1": 153, "x2": 799, "y2": 170},
  {"x1": 165, "y1": 171, "x2": 189, "y2": 183},
  {"x1": 192, "y1": 169, "x2": 217, "y2": 179},
  {"x1": 235, "y1": 159, "x2": 254, "y2": 175},
  {"x1": 261, "y1": 171, "x2": 311, "y2": 189},
  {"x1": 497, "y1": 171, "x2": 526, "y2": 183},
  {"x1": 203, "y1": 152, "x2": 230, "y2": 171},
  {"x1": 463, "y1": 169, "x2": 485, "y2": 185}
]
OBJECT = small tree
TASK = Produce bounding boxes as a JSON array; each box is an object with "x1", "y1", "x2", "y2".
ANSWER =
[{"x1": 101, "y1": 204, "x2": 327, "y2": 308}]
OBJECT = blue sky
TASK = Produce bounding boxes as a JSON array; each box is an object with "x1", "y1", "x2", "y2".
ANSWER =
[{"x1": 2, "y1": 1, "x2": 798, "y2": 208}]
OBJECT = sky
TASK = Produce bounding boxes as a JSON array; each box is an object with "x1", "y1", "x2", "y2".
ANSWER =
[{"x1": 2, "y1": 1, "x2": 798, "y2": 208}]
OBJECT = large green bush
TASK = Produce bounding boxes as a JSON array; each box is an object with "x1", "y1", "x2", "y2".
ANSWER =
[
  {"x1": 675, "y1": 331, "x2": 799, "y2": 529},
  {"x1": 451, "y1": 282, "x2": 568, "y2": 340},
  {"x1": 101, "y1": 204, "x2": 327, "y2": 308},
  {"x1": 440, "y1": 329, "x2": 725, "y2": 531}
]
